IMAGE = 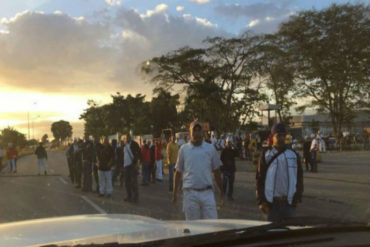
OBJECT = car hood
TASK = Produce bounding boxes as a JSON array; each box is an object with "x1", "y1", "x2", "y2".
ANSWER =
[{"x1": 0, "y1": 214, "x2": 271, "y2": 247}]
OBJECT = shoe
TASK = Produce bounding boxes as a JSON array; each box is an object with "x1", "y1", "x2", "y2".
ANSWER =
[
  {"x1": 75, "y1": 185, "x2": 81, "y2": 189},
  {"x1": 124, "y1": 197, "x2": 132, "y2": 202},
  {"x1": 98, "y1": 194, "x2": 104, "y2": 197}
]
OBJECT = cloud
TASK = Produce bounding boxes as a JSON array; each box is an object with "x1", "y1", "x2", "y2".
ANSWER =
[
  {"x1": 215, "y1": 1, "x2": 296, "y2": 33},
  {"x1": 190, "y1": 0, "x2": 211, "y2": 4},
  {"x1": 105, "y1": 0, "x2": 121, "y2": 6},
  {"x1": 182, "y1": 13, "x2": 217, "y2": 28},
  {"x1": 0, "y1": 8, "x2": 224, "y2": 95},
  {"x1": 176, "y1": 6, "x2": 184, "y2": 12},
  {"x1": 140, "y1": 3, "x2": 168, "y2": 18}
]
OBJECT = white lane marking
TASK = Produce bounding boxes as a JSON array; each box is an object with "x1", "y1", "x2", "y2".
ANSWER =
[
  {"x1": 58, "y1": 177, "x2": 68, "y2": 184},
  {"x1": 81, "y1": 195, "x2": 107, "y2": 214}
]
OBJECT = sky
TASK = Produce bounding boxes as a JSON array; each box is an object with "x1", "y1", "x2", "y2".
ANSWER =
[{"x1": 0, "y1": 0, "x2": 365, "y2": 139}]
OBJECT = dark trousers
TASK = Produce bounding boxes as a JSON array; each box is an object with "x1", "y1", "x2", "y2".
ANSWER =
[
  {"x1": 310, "y1": 150, "x2": 318, "y2": 172},
  {"x1": 141, "y1": 162, "x2": 150, "y2": 184},
  {"x1": 67, "y1": 158, "x2": 75, "y2": 183},
  {"x1": 112, "y1": 164, "x2": 120, "y2": 186},
  {"x1": 82, "y1": 161, "x2": 93, "y2": 192},
  {"x1": 304, "y1": 155, "x2": 312, "y2": 171},
  {"x1": 268, "y1": 200, "x2": 296, "y2": 223},
  {"x1": 74, "y1": 161, "x2": 82, "y2": 186},
  {"x1": 93, "y1": 163, "x2": 99, "y2": 192},
  {"x1": 149, "y1": 162, "x2": 156, "y2": 183},
  {"x1": 168, "y1": 164, "x2": 175, "y2": 191},
  {"x1": 222, "y1": 171, "x2": 235, "y2": 198},
  {"x1": 124, "y1": 164, "x2": 138, "y2": 201}
]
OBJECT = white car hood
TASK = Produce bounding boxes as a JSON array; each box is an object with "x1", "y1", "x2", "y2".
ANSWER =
[{"x1": 0, "y1": 214, "x2": 270, "y2": 247}]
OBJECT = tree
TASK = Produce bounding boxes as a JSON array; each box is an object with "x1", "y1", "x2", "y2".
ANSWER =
[
  {"x1": 142, "y1": 33, "x2": 266, "y2": 132},
  {"x1": 150, "y1": 88, "x2": 180, "y2": 137},
  {"x1": 51, "y1": 120, "x2": 73, "y2": 142},
  {"x1": 0, "y1": 127, "x2": 27, "y2": 148},
  {"x1": 41, "y1": 134, "x2": 48, "y2": 144},
  {"x1": 259, "y1": 34, "x2": 297, "y2": 123},
  {"x1": 80, "y1": 100, "x2": 110, "y2": 140},
  {"x1": 278, "y1": 4, "x2": 370, "y2": 139}
]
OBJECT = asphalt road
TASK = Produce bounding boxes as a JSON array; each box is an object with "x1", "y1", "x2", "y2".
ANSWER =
[{"x1": 0, "y1": 150, "x2": 369, "y2": 224}]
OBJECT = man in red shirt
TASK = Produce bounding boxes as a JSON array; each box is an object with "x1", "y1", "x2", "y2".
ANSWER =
[
  {"x1": 140, "y1": 140, "x2": 151, "y2": 186},
  {"x1": 155, "y1": 140, "x2": 163, "y2": 182},
  {"x1": 6, "y1": 143, "x2": 18, "y2": 174}
]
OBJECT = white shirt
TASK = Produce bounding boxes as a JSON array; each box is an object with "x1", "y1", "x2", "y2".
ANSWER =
[
  {"x1": 310, "y1": 139, "x2": 318, "y2": 151},
  {"x1": 176, "y1": 141, "x2": 221, "y2": 189},
  {"x1": 123, "y1": 142, "x2": 133, "y2": 167}
]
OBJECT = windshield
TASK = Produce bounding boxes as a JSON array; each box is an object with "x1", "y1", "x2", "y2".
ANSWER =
[{"x1": 0, "y1": 0, "x2": 369, "y2": 246}]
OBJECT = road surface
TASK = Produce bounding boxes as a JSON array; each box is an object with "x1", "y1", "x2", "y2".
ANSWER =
[{"x1": 0, "y1": 150, "x2": 369, "y2": 224}]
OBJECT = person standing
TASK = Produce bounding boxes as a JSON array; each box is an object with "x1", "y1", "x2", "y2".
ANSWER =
[
  {"x1": 35, "y1": 142, "x2": 48, "y2": 175},
  {"x1": 73, "y1": 140, "x2": 83, "y2": 188},
  {"x1": 256, "y1": 123, "x2": 304, "y2": 223},
  {"x1": 220, "y1": 140, "x2": 238, "y2": 201},
  {"x1": 236, "y1": 132, "x2": 243, "y2": 159},
  {"x1": 66, "y1": 144, "x2": 75, "y2": 183},
  {"x1": 173, "y1": 120, "x2": 224, "y2": 220},
  {"x1": 166, "y1": 136, "x2": 179, "y2": 192},
  {"x1": 140, "y1": 140, "x2": 151, "y2": 186},
  {"x1": 155, "y1": 140, "x2": 163, "y2": 182},
  {"x1": 123, "y1": 133, "x2": 141, "y2": 203},
  {"x1": 148, "y1": 141, "x2": 156, "y2": 183},
  {"x1": 303, "y1": 136, "x2": 312, "y2": 172},
  {"x1": 97, "y1": 137, "x2": 114, "y2": 197},
  {"x1": 310, "y1": 134, "x2": 319, "y2": 173},
  {"x1": 93, "y1": 138, "x2": 102, "y2": 193},
  {"x1": 243, "y1": 133, "x2": 250, "y2": 160},
  {"x1": 82, "y1": 139, "x2": 95, "y2": 192},
  {"x1": 0, "y1": 146, "x2": 3, "y2": 172},
  {"x1": 6, "y1": 143, "x2": 18, "y2": 174}
]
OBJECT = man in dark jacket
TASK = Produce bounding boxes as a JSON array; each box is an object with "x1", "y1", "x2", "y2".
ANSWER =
[
  {"x1": 74, "y1": 140, "x2": 84, "y2": 188},
  {"x1": 93, "y1": 138, "x2": 102, "y2": 193},
  {"x1": 97, "y1": 137, "x2": 114, "y2": 197},
  {"x1": 66, "y1": 144, "x2": 75, "y2": 183},
  {"x1": 148, "y1": 141, "x2": 156, "y2": 183},
  {"x1": 35, "y1": 142, "x2": 48, "y2": 175},
  {"x1": 220, "y1": 140, "x2": 238, "y2": 201},
  {"x1": 123, "y1": 133, "x2": 141, "y2": 203},
  {"x1": 82, "y1": 139, "x2": 95, "y2": 192},
  {"x1": 256, "y1": 123, "x2": 303, "y2": 223},
  {"x1": 303, "y1": 137, "x2": 312, "y2": 172}
]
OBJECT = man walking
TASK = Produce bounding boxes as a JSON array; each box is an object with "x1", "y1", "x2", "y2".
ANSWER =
[
  {"x1": 6, "y1": 143, "x2": 18, "y2": 173},
  {"x1": 140, "y1": 140, "x2": 151, "y2": 186},
  {"x1": 173, "y1": 120, "x2": 224, "y2": 220},
  {"x1": 123, "y1": 133, "x2": 141, "y2": 203},
  {"x1": 220, "y1": 140, "x2": 238, "y2": 201},
  {"x1": 256, "y1": 123, "x2": 303, "y2": 223},
  {"x1": 35, "y1": 142, "x2": 48, "y2": 175},
  {"x1": 166, "y1": 135, "x2": 179, "y2": 192},
  {"x1": 97, "y1": 137, "x2": 114, "y2": 197}
]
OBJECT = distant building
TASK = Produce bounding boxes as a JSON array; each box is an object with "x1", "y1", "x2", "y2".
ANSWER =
[{"x1": 289, "y1": 111, "x2": 370, "y2": 138}]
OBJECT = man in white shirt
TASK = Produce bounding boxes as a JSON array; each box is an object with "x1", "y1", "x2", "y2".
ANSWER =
[
  {"x1": 173, "y1": 120, "x2": 224, "y2": 220},
  {"x1": 310, "y1": 134, "x2": 318, "y2": 172}
]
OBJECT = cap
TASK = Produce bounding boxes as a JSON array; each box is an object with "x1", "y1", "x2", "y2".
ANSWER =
[
  {"x1": 189, "y1": 120, "x2": 202, "y2": 131},
  {"x1": 271, "y1": 123, "x2": 287, "y2": 135}
]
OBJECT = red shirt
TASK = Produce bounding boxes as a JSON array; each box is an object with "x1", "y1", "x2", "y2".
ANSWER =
[
  {"x1": 155, "y1": 142, "x2": 162, "y2": 161},
  {"x1": 6, "y1": 148, "x2": 18, "y2": 159},
  {"x1": 141, "y1": 145, "x2": 151, "y2": 163}
]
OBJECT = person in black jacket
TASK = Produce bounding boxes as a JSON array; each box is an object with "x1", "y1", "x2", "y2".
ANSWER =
[
  {"x1": 97, "y1": 137, "x2": 114, "y2": 197},
  {"x1": 35, "y1": 142, "x2": 48, "y2": 175},
  {"x1": 74, "y1": 140, "x2": 84, "y2": 188},
  {"x1": 303, "y1": 137, "x2": 312, "y2": 172},
  {"x1": 123, "y1": 133, "x2": 141, "y2": 203},
  {"x1": 66, "y1": 144, "x2": 75, "y2": 183},
  {"x1": 82, "y1": 139, "x2": 95, "y2": 192},
  {"x1": 220, "y1": 140, "x2": 238, "y2": 201},
  {"x1": 148, "y1": 141, "x2": 156, "y2": 183}
]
